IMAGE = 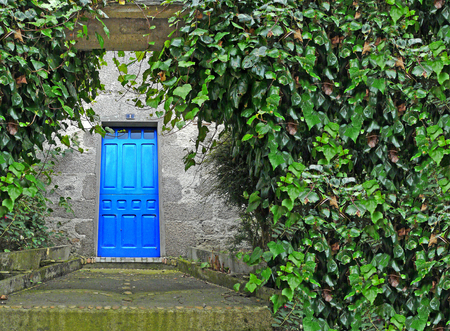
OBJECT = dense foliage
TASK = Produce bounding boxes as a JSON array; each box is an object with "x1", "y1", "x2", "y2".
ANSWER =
[
  {"x1": 0, "y1": 0, "x2": 106, "y2": 217},
  {"x1": 123, "y1": 0, "x2": 450, "y2": 329}
]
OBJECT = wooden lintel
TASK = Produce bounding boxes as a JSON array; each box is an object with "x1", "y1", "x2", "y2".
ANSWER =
[
  {"x1": 71, "y1": 2, "x2": 183, "y2": 51},
  {"x1": 100, "y1": 2, "x2": 184, "y2": 19}
]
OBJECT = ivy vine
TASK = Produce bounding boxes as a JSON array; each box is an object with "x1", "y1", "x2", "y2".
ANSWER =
[
  {"x1": 0, "y1": 0, "x2": 107, "y2": 216},
  {"x1": 122, "y1": 0, "x2": 450, "y2": 329}
]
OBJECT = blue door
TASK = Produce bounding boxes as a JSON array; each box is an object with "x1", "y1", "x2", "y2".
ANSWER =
[{"x1": 98, "y1": 128, "x2": 160, "y2": 257}]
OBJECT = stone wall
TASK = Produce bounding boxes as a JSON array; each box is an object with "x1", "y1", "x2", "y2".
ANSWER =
[{"x1": 45, "y1": 52, "x2": 239, "y2": 257}]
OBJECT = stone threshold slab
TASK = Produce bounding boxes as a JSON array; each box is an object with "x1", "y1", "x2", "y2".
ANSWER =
[{"x1": 95, "y1": 257, "x2": 163, "y2": 263}]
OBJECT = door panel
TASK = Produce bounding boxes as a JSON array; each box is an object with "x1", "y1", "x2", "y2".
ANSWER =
[{"x1": 98, "y1": 128, "x2": 160, "y2": 257}]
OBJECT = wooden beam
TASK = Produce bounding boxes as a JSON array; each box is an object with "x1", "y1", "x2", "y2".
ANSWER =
[{"x1": 71, "y1": 2, "x2": 183, "y2": 51}]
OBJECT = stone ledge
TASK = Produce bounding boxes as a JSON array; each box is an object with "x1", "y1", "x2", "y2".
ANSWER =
[
  {"x1": 0, "y1": 246, "x2": 71, "y2": 271},
  {"x1": 176, "y1": 258, "x2": 279, "y2": 302},
  {"x1": 0, "y1": 258, "x2": 82, "y2": 295}
]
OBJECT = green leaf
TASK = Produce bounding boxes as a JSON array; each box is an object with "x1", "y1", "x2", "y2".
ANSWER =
[
  {"x1": 373, "y1": 78, "x2": 386, "y2": 94},
  {"x1": 360, "y1": 264, "x2": 376, "y2": 280},
  {"x1": 430, "y1": 148, "x2": 444, "y2": 165},
  {"x1": 173, "y1": 84, "x2": 192, "y2": 99},
  {"x1": 60, "y1": 135, "x2": 70, "y2": 147},
  {"x1": 362, "y1": 286, "x2": 378, "y2": 304},
  {"x1": 267, "y1": 241, "x2": 285, "y2": 258},
  {"x1": 247, "y1": 191, "x2": 261, "y2": 212},
  {"x1": 31, "y1": 58, "x2": 45, "y2": 71},
  {"x1": 269, "y1": 152, "x2": 285, "y2": 170},
  {"x1": 324, "y1": 122, "x2": 339, "y2": 138},
  {"x1": 282, "y1": 198, "x2": 294, "y2": 211},
  {"x1": 2, "y1": 199, "x2": 13, "y2": 212},
  {"x1": 6, "y1": 185, "x2": 22, "y2": 201},
  {"x1": 233, "y1": 283, "x2": 241, "y2": 292},
  {"x1": 282, "y1": 287, "x2": 294, "y2": 301},
  {"x1": 390, "y1": 7, "x2": 403, "y2": 24},
  {"x1": 302, "y1": 104, "x2": 320, "y2": 130},
  {"x1": 242, "y1": 134, "x2": 253, "y2": 141},
  {"x1": 363, "y1": 180, "x2": 379, "y2": 196},
  {"x1": 390, "y1": 314, "x2": 405, "y2": 330},
  {"x1": 438, "y1": 72, "x2": 449, "y2": 85}
]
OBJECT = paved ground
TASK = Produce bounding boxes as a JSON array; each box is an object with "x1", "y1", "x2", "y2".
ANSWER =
[{"x1": 3, "y1": 267, "x2": 267, "y2": 310}]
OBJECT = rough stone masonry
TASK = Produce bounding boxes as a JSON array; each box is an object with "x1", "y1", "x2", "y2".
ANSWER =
[{"x1": 45, "y1": 52, "x2": 239, "y2": 257}]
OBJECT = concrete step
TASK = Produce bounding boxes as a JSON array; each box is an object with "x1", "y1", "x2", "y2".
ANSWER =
[{"x1": 0, "y1": 267, "x2": 272, "y2": 331}]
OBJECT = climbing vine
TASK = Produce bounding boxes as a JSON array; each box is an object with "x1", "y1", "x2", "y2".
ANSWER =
[
  {"x1": 122, "y1": 0, "x2": 450, "y2": 329},
  {"x1": 0, "y1": 0, "x2": 107, "y2": 216}
]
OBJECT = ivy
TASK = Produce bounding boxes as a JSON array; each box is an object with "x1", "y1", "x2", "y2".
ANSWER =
[
  {"x1": 0, "y1": 0, "x2": 106, "y2": 215},
  {"x1": 123, "y1": 0, "x2": 450, "y2": 328}
]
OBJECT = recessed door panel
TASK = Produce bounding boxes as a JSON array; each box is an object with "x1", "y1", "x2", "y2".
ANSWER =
[
  {"x1": 122, "y1": 144, "x2": 137, "y2": 189},
  {"x1": 98, "y1": 128, "x2": 160, "y2": 257},
  {"x1": 103, "y1": 144, "x2": 118, "y2": 189}
]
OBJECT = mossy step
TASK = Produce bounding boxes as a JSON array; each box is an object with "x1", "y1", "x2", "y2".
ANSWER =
[{"x1": 0, "y1": 305, "x2": 272, "y2": 331}]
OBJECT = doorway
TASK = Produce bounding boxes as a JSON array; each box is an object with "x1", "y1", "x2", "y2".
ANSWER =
[{"x1": 97, "y1": 127, "x2": 160, "y2": 257}]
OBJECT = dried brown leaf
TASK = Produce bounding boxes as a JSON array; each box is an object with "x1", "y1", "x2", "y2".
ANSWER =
[
  {"x1": 331, "y1": 242, "x2": 340, "y2": 252},
  {"x1": 389, "y1": 150, "x2": 399, "y2": 163},
  {"x1": 14, "y1": 30, "x2": 23, "y2": 43},
  {"x1": 158, "y1": 71, "x2": 166, "y2": 82},
  {"x1": 0, "y1": 295, "x2": 7, "y2": 300},
  {"x1": 286, "y1": 122, "x2": 298, "y2": 136},
  {"x1": 329, "y1": 196, "x2": 339, "y2": 209},
  {"x1": 397, "y1": 228, "x2": 406, "y2": 237},
  {"x1": 429, "y1": 233, "x2": 437, "y2": 247},
  {"x1": 322, "y1": 290, "x2": 333, "y2": 302},
  {"x1": 322, "y1": 82, "x2": 333, "y2": 96},
  {"x1": 331, "y1": 35, "x2": 340, "y2": 45},
  {"x1": 367, "y1": 135, "x2": 379, "y2": 148},
  {"x1": 15, "y1": 75, "x2": 27, "y2": 87},
  {"x1": 7, "y1": 122, "x2": 18, "y2": 136},
  {"x1": 395, "y1": 57, "x2": 405, "y2": 70},
  {"x1": 397, "y1": 103, "x2": 406, "y2": 115},
  {"x1": 389, "y1": 275, "x2": 399, "y2": 288},
  {"x1": 267, "y1": 30, "x2": 273, "y2": 38},
  {"x1": 218, "y1": 40, "x2": 223, "y2": 47},
  {"x1": 421, "y1": 203, "x2": 427, "y2": 212},
  {"x1": 293, "y1": 29, "x2": 303, "y2": 42},
  {"x1": 354, "y1": 11, "x2": 361, "y2": 19},
  {"x1": 196, "y1": 11, "x2": 203, "y2": 19},
  {"x1": 362, "y1": 41, "x2": 371, "y2": 55},
  {"x1": 434, "y1": 0, "x2": 445, "y2": 9},
  {"x1": 374, "y1": 37, "x2": 382, "y2": 46}
]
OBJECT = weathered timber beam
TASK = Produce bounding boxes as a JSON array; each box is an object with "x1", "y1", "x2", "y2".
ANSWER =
[{"x1": 71, "y1": 2, "x2": 183, "y2": 51}]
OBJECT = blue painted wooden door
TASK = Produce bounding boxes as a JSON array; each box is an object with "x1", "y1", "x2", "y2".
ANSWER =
[{"x1": 98, "y1": 128, "x2": 160, "y2": 257}]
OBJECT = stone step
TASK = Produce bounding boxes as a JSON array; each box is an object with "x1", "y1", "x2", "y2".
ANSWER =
[
  {"x1": 0, "y1": 267, "x2": 272, "y2": 331},
  {"x1": 0, "y1": 305, "x2": 270, "y2": 331}
]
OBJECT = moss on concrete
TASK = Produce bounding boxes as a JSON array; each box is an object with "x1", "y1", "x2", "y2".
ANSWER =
[
  {"x1": 177, "y1": 259, "x2": 279, "y2": 302},
  {"x1": 0, "y1": 306, "x2": 272, "y2": 331}
]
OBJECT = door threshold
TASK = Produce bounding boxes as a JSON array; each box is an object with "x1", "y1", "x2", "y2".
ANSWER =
[{"x1": 95, "y1": 257, "x2": 163, "y2": 263}]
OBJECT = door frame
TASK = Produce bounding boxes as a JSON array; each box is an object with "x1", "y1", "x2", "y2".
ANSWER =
[{"x1": 94, "y1": 120, "x2": 165, "y2": 257}]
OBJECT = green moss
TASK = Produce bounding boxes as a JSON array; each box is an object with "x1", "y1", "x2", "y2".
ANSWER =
[{"x1": 0, "y1": 307, "x2": 272, "y2": 331}]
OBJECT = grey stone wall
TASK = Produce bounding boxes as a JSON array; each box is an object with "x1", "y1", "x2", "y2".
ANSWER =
[{"x1": 45, "y1": 52, "x2": 239, "y2": 257}]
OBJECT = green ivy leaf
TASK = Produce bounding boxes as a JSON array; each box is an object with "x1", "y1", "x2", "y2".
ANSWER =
[
  {"x1": 269, "y1": 151, "x2": 285, "y2": 170},
  {"x1": 390, "y1": 7, "x2": 403, "y2": 24},
  {"x1": 373, "y1": 78, "x2": 386, "y2": 94},
  {"x1": 362, "y1": 286, "x2": 378, "y2": 304},
  {"x1": 173, "y1": 84, "x2": 192, "y2": 99},
  {"x1": 2, "y1": 198, "x2": 13, "y2": 212}
]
